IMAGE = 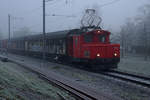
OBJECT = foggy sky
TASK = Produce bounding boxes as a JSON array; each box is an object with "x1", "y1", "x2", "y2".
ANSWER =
[{"x1": 0, "y1": 0, "x2": 149, "y2": 37}]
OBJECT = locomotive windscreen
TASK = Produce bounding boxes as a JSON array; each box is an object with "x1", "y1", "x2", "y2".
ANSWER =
[{"x1": 99, "y1": 34, "x2": 106, "y2": 43}]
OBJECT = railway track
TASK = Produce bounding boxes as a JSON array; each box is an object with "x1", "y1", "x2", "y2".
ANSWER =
[
  {"x1": 30, "y1": 68, "x2": 97, "y2": 100},
  {"x1": 0, "y1": 55, "x2": 117, "y2": 100},
  {"x1": 101, "y1": 70, "x2": 150, "y2": 88},
  {"x1": 2, "y1": 54, "x2": 150, "y2": 99}
]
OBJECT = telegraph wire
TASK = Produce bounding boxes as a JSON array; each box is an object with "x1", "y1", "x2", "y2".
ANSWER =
[
  {"x1": 46, "y1": 13, "x2": 77, "y2": 18},
  {"x1": 19, "y1": 0, "x2": 65, "y2": 17},
  {"x1": 17, "y1": 0, "x2": 121, "y2": 17},
  {"x1": 100, "y1": 0, "x2": 121, "y2": 7},
  {"x1": 57, "y1": 0, "x2": 121, "y2": 18},
  {"x1": 18, "y1": 0, "x2": 60, "y2": 16},
  {"x1": 16, "y1": 0, "x2": 121, "y2": 32},
  {"x1": 46, "y1": 0, "x2": 63, "y2": 5},
  {"x1": 19, "y1": 7, "x2": 42, "y2": 16}
]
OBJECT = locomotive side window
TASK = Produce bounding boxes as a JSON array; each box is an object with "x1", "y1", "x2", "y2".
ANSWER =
[
  {"x1": 75, "y1": 37, "x2": 78, "y2": 46},
  {"x1": 99, "y1": 34, "x2": 106, "y2": 43},
  {"x1": 84, "y1": 34, "x2": 93, "y2": 43}
]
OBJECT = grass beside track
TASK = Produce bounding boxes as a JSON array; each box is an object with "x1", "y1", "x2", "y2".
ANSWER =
[
  {"x1": 119, "y1": 55, "x2": 150, "y2": 76},
  {"x1": 0, "y1": 61, "x2": 76, "y2": 100}
]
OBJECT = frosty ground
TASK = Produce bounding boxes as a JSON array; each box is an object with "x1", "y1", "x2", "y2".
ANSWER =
[
  {"x1": 1, "y1": 53, "x2": 150, "y2": 100},
  {"x1": 0, "y1": 61, "x2": 75, "y2": 100},
  {"x1": 119, "y1": 54, "x2": 150, "y2": 76}
]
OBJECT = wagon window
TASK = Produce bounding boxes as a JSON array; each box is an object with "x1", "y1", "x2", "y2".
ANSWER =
[
  {"x1": 84, "y1": 34, "x2": 93, "y2": 43},
  {"x1": 99, "y1": 34, "x2": 106, "y2": 43},
  {"x1": 75, "y1": 37, "x2": 78, "y2": 46}
]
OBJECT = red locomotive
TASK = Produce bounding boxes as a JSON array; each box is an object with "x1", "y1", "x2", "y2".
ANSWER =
[
  {"x1": 67, "y1": 27, "x2": 120, "y2": 69},
  {"x1": 0, "y1": 27, "x2": 120, "y2": 70}
]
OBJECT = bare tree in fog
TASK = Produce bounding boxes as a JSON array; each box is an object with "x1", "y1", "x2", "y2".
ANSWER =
[
  {"x1": 13, "y1": 27, "x2": 31, "y2": 38},
  {"x1": 117, "y1": 4, "x2": 150, "y2": 60},
  {"x1": 116, "y1": 19, "x2": 135, "y2": 57},
  {"x1": 119, "y1": 26, "x2": 126, "y2": 58},
  {"x1": 136, "y1": 4, "x2": 150, "y2": 60},
  {"x1": 0, "y1": 29, "x2": 3, "y2": 40}
]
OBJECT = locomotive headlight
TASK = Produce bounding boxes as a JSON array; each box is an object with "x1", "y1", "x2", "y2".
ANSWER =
[
  {"x1": 114, "y1": 53, "x2": 117, "y2": 56},
  {"x1": 97, "y1": 30, "x2": 101, "y2": 33},
  {"x1": 97, "y1": 53, "x2": 100, "y2": 57}
]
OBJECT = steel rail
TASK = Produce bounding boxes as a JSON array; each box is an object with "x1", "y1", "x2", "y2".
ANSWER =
[
  {"x1": 37, "y1": 71, "x2": 97, "y2": 100},
  {"x1": 101, "y1": 70, "x2": 150, "y2": 88},
  {"x1": 12, "y1": 60, "x2": 98, "y2": 100},
  {"x1": 110, "y1": 70, "x2": 150, "y2": 81}
]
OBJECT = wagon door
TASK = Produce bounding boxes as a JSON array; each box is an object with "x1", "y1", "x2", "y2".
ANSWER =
[
  {"x1": 67, "y1": 36, "x2": 73, "y2": 56},
  {"x1": 25, "y1": 41, "x2": 28, "y2": 51},
  {"x1": 73, "y1": 36, "x2": 81, "y2": 58}
]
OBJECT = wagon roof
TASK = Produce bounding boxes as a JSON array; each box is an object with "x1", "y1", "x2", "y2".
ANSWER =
[{"x1": 10, "y1": 30, "x2": 70, "y2": 41}]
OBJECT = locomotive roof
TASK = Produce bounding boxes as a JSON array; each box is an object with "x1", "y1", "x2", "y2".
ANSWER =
[{"x1": 9, "y1": 28, "x2": 109, "y2": 41}]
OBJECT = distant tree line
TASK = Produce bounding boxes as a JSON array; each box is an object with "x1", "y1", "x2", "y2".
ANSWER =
[{"x1": 112, "y1": 4, "x2": 150, "y2": 60}]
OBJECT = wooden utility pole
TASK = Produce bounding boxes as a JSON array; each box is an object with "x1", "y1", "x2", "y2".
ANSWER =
[
  {"x1": 8, "y1": 14, "x2": 11, "y2": 51},
  {"x1": 120, "y1": 29, "x2": 124, "y2": 58},
  {"x1": 144, "y1": 21, "x2": 148, "y2": 61},
  {"x1": 43, "y1": 0, "x2": 46, "y2": 62},
  {"x1": 143, "y1": 10, "x2": 148, "y2": 61}
]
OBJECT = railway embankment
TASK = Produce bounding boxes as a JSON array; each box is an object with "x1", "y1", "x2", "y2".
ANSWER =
[{"x1": 0, "y1": 53, "x2": 150, "y2": 100}]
